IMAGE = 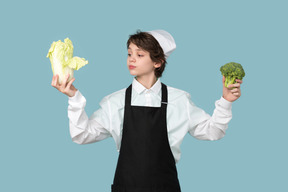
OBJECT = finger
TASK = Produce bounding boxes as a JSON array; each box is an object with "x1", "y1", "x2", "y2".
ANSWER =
[
  {"x1": 66, "y1": 77, "x2": 75, "y2": 89},
  {"x1": 232, "y1": 92, "x2": 241, "y2": 97},
  {"x1": 228, "y1": 84, "x2": 235, "y2": 89},
  {"x1": 61, "y1": 74, "x2": 70, "y2": 88},
  {"x1": 66, "y1": 73, "x2": 71, "y2": 83},
  {"x1": 52, "y1": 75, "x2": 59, "y2": 87},
  {"x1": 55, "y1": 75, "x2": 60, "y2": 86},
  {"x1": 235, "y1": 79, "x2": 243, "y2": 84},
  {"x1": 51, "y1": 75, "x2": 55, "y2": 86},
  {"x1": 233, "y1": 83, "x2": 241, "y2": 88},
  {"x1": 229, "y1": 82, "x2": 241, "y2": 89},
  {"x1": 230, "y1": 88, "x2": 239, "y2": 93},
  {"x1": 232, "y1": 93, "x2": 240, "y2": 97}
]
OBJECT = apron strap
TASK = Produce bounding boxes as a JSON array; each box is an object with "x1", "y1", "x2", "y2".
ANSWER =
[
  {"x1": 125, "y1": 84, "x2": 132, "y2": 107},
  {"x1": 161, "y1": 83, "x2": 168, "y2": 106}
]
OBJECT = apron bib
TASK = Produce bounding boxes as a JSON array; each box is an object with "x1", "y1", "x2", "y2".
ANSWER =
[{"x1": 112, "y1": 83, "x2": 181, "y2": 192}]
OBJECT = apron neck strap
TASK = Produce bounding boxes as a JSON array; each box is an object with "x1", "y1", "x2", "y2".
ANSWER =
[
  {"x1": 160, "y1": 83, "x2": 168, "y2": 105},
  {"x1": 125, "y1": 84, "x2": 132, "y2": 106}
]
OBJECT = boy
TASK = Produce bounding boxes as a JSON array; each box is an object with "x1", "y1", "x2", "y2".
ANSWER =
[{"x1": 51, "y1": 30, "x2": 242, "y2": 192}]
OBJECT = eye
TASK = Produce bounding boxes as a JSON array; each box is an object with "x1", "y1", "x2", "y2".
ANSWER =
[
  {"x1": 138, "y1": 54, "x2": 144, "y2": 57},
  {"x1": 128, "y1": 53, "x2": 131, "y2": 57}
]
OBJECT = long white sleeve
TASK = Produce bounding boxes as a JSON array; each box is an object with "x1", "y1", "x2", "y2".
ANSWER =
[
  {"x1": 188, "y1": 96, "x2": 233, "y2": 141},
  {"x1": 68, "y1": 90, "x2": 111, "y2": 144},
  {"x1": 65, "y1": 79, "x2": 234, "y2": 162}
]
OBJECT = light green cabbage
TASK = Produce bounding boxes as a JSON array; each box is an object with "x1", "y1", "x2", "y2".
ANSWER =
[{"x1": 47, "y1": 38, "x2": 88, "y2": 84}]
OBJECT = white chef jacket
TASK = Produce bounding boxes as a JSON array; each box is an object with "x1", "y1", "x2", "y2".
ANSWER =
[{"x1": 68, "y1": 78, "x2": 233, "y2": 163}]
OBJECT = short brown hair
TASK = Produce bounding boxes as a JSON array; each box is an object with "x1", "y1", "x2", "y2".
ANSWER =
[{"x1": 127, "y1": 30, "x2": 167, "y2": 78}]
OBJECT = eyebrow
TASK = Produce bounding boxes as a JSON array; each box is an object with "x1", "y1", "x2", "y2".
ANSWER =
[{"x1": 128, "y1": 47, "x2": 145, "y2": 52}]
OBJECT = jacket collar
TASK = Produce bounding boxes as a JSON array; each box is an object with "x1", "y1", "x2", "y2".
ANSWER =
[{"x1": 132, "y1": 78, "x2": 161, "y2": 95}]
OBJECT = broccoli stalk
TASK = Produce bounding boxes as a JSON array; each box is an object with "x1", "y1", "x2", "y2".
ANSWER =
[
  {"x1": 220, "y1": 62, "x2": 245, "y2": 88},
  {"x1": 224, "y1": 75, "x2": 237, "y2": 88}
]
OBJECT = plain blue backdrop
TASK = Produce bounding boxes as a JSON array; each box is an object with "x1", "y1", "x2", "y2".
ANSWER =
[{"x1": 1, "y1": 0, "x2": 287, "y2": 191}]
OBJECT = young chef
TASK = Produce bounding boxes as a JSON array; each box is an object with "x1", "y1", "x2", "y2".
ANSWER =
[{"x1": 51, "y1": 30, "x2": 243, "y2": 192}]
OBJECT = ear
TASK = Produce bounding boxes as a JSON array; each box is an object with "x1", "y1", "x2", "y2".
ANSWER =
[{"x1": 154, "y1": 60, "x2": 163, "y2": 69}]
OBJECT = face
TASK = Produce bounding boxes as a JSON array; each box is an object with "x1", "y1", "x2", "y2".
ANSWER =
[{"x1": 127, "y1": 43, "x2": 161, "y2": 78}]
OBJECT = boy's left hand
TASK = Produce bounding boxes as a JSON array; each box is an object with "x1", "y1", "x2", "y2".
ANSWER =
[{"x1": 222, "y1": 76, "x2": 243, "y2": 102}]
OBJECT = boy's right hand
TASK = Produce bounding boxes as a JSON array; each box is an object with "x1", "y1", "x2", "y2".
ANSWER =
[{"x1": 51, "y1": 74, "x2": 77, "y2": 97}]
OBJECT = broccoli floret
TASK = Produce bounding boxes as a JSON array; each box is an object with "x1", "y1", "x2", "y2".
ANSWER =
[{"x1": 220, "y1": 62, "x2": 245, "y2": 88}]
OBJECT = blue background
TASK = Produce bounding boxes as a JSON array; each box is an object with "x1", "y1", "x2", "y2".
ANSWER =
[{"x1": 1, "y1": 0, "x2": 287, "y2": 191}]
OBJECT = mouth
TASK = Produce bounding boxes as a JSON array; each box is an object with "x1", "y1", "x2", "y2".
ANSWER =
[{"x1": 129, "y1": 65, "x2": 136, "y2": 69}]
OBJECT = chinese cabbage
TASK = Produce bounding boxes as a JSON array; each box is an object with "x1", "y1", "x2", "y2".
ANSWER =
[{"x1": 47, "y1": 38, "x2": 88, "y2": 84}]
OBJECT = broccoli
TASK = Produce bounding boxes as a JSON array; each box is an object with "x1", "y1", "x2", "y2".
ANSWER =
[{"x1": 220, "y1": 62, "x2": 245, "y2": 88}]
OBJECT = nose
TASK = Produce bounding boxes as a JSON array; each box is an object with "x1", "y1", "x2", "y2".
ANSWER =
[{"x1": 129, "y1": 55, "x2": 136, "y2": 63}]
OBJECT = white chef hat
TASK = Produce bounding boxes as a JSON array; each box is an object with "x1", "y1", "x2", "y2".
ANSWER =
[{"x1": 147, "y1": 30, "x2": 176, "y2": 58}]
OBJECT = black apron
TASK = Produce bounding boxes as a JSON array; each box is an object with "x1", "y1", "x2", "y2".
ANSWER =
[{"x1": 112, "y1": 83, "x2": 181, "y2": 192}]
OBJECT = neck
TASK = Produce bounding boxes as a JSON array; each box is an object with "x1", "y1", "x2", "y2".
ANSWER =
[{"x1": 136, "y1": 75, "x2": 158, "y2": 89}]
